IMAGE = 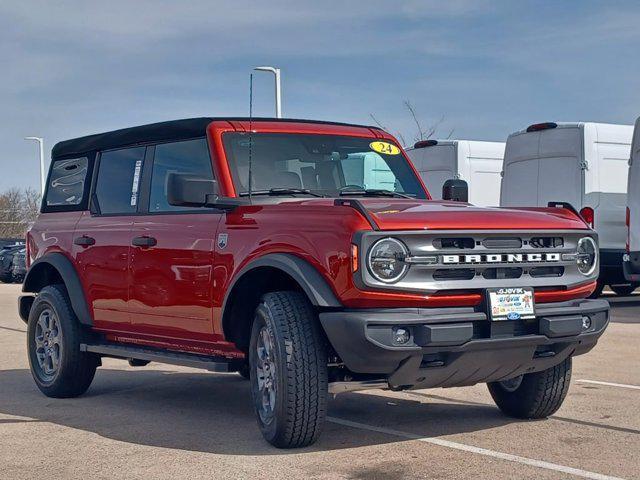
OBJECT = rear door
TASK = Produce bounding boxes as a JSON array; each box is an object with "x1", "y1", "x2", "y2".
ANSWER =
[
  {"x1": 630, "y1": 118, "x2": 640, "y2": 252},
  {"x1": 589, "y1": 123, "x2": 633, "y2": 250},
  {"x1": 500, "y1": 132, "x2": 539, "y2": 206},
  {"x1": 129, "y1": 138, "x2": 222, "y2": 342},
  {"x1": 406, "y1": 144, "x2": 456, "y2": 200},
  {"x1": 501, "y1": 127, "x2": 581, "y2": 208},
  {"x1": 461, "y1": 142, "x2": 505, "y2": 206},
  {"x1": 72, "y1": 147, "x2": 146, "y2": 332},
  {"x1": 536, "y1": 127, "x2": 582, "y2": 208}
]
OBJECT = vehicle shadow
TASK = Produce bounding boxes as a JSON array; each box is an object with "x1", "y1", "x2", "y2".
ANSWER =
[{"x1": 0, "y1": 367, "x2": 512, "y2": 455}]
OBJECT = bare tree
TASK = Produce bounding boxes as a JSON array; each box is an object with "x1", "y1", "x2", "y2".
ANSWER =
[
  {"x1": 0, "y1": 188, "x2": 42, "y2": 238},
  {"x1": 369, "y1": 113, "x2": 407, "y2": 148},
  {"x1": 21, "y1": 187, "x2": 41, "y2": 226},
  {"x1": 369, "y1": 100, "x2": 454, "y2": 147}
]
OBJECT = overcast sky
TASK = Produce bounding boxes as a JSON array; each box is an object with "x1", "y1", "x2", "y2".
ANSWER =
[{"x1": 1, "y1": 0, "x2": 639, "y2": 191}]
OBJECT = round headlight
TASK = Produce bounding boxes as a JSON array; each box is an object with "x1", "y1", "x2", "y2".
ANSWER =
[
  {"x1": 367, "y1": 238, "x2": 409, "y2": 283},
  {"x1": 576, "y1": 237, "x2": 597, "y2": 276}
]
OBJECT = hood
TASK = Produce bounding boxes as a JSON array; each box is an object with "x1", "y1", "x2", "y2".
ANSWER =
[
  {"x1": 258, "y1": 198, "x2": 590, "y2": 231},
  {"x1": 358, "y1": 199, "x2": 588, "y2": 231}
]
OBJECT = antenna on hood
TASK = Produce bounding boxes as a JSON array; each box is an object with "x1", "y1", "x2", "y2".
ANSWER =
[{"x1": 248, "y1": 73, "x2": 254, "y2": 201}]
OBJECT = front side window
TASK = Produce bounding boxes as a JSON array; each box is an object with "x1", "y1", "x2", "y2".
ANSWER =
[
  {"x1": 95, "y1": 147, "x2": 145, "y2": 215},
  {"x1": 46, "y1": 157, "x2": 89, "y2": 206},
  {"x1": 222, "y1": 133, "x2": 426, "y2": 198},
  {"x1": 149, "y1": 138, "x2": 213, "y2": 212}
]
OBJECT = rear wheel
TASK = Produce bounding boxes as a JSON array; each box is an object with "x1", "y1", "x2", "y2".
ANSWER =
[
  {"x1": 27, "y1": 285, "x2": 98, "y2": 398},
  {"x1": 487, "y1": 357, "x2": 572, "y2": 419},
  {"x1": 249, "y1": 291, "x2": 328, "y2": 448},
  {"x1": 610, "y1": 284, "x2": 638, "y2": 296}
]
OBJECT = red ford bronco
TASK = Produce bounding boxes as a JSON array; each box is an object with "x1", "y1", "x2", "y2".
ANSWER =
[{"x1": 20, "y1": 118, "x2": 609, "y2": 448}]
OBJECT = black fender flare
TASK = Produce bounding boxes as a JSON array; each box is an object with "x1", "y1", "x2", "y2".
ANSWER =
[
  {"x1": 222, "y1": 253, "x2": 342, "y2": 315},
  {"x1": 23, "y1": 253, "x2": 92, "y2": 326}
]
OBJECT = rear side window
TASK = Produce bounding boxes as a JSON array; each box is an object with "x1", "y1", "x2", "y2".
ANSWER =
[
  {"x1": 149, "y1": 138, "x2": 213, "y2": 212},
  {"x1": 46, "y1": 157, "x2": 89, "y2": 207},
  {"x1": 95, "y1": 147, "x2": 145, "y2": 215}
]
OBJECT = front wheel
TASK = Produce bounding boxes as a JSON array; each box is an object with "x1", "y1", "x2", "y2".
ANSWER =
[
  {"x1": 249, "y1": 291, "x2": 328, "y2": 448},
  {"x1": 27, "y1": 285, "x2": 98, "y2": 398},
  {"x1": 487, "y1": 357, "x2": 572, "y2": 419},
  {"x1": 588, "y1": 280, "x2": 605, "y2": 298},
  {"x1": 610, "y1": 284, "x2": 638, "y2": 296}
]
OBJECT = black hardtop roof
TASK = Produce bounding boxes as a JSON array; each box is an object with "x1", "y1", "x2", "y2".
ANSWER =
[{"x1": 52, "y1": 117, "x2": 382, "y2": 158}]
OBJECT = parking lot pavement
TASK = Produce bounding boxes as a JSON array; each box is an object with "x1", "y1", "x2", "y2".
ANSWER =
[{"x1": 0, "y1": 284, "x2": 638, "y2": 480}]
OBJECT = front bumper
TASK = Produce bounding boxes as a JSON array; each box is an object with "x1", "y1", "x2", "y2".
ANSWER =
[
  {"x1": 623, "y1": 252, "x2": 640, "y2": 283},
  {"x1": 319, "y1": 298, "x2": 609, "y2": 390}
]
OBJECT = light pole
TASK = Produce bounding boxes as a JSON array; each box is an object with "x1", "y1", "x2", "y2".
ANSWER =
[
  {"x1": 25, "y1": 136, "x2": 46, "y2": 195},
  {"x1": 254, "y1": 66, "x2": 282, "y2": 118}
]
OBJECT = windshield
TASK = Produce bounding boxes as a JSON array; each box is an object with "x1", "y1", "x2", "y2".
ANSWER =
[{"x1": 222, "y1": 133, "x2": 427, "y2": 198}]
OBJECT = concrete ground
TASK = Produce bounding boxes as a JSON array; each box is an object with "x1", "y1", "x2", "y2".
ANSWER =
[{"x1": 0, "y1": 283, "x2": 638, "y2": 480}]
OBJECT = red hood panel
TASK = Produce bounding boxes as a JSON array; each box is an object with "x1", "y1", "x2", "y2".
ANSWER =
[
  {"x1": 360, "y1": 200, "x2": 589, "y2": 230},
  {"x1": 266, "y1": 198, "x2": 589, "y2": 231}
]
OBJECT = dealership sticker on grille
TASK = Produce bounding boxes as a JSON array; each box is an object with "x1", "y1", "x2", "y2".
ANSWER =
[{"x1": 487, "y1": 287, "x2": 535, "y2": 321}]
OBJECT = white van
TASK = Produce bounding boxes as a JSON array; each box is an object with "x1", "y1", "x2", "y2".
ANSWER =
[
  {"x1": 406, "y1": 140, "x2": 505, "y2": 206},
  {"x1": 501, "y1": 122, "x2": 636, "y2": 296},
  {"x1": 342, "y1": 152, "x2": 398, "y2": 191},
  {"x1": 624, "y1": 116, "x2": 640, "y2": 284}
]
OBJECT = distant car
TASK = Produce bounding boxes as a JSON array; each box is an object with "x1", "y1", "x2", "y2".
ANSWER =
[
  {"x1": 0, "y1": 244, "x2": 24, "y2": 283},
  {"x1": 11, "y1": 248, "x2": 26, "y2": 283}
]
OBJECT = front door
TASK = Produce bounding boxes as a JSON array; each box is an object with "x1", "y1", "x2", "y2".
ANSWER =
[{"x1": 128, "y1": 138, "x2": 223, "y2": 343}]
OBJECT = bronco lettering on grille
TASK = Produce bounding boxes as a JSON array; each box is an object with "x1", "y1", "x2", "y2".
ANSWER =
[{"x1": 442, "y1": 253, "x2": 561, "y2": 264}]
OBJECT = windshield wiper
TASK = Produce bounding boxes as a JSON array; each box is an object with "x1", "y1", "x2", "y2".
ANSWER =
[
  {"x1": 239, "y1": 188, "x2": 325, "y2": 198},
  {"x1": 339, "y1": 188, "x2": 414, "y2": 199}
]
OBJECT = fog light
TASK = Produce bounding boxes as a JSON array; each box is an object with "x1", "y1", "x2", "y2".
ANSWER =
[
  {"x1": 582, "y1": 316, "x2": 592, "y2": 330},
  {"x1": 393, "y1": 327, "x2": 411, "y2": 345}
]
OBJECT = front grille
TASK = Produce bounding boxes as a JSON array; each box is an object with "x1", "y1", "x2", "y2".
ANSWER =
[
  {"x1": 482, "y1": 237, "x2": 523, "y2": 249},
  {"x1": 360, "y1": 230, "x2": 593, "y2": 293},
  {"x1": 530, "y1": 266, "x2": 564, "y2": 278},
  {"x1": 433, "y1": 268, "x2": 475, "y2": 281},
  {"x1": 530, "y1": 237, "x2": 564, "y2": 248},
  {"x1": 482, "y1": 267, "x2": 523, "y2": 280},
  {"x1": 432, "y1": 237, "x2": 475, "y2": 249}
]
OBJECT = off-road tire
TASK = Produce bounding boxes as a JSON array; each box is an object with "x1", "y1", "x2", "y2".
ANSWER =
[
  {"x1": 488, "y1": 357, "x2": 572, "y2": 419},
  {"x1": 249, "y1": 291, "x2": 328, "y2": 448},
  {"x1": 610, "y1": 284, "x2": 637, "y2": 296},
  {"x1": 588, "y1": 280, "x2": 605, "y2": 298},
  {"x1": 27, "y1": 285, "x2": 98, "y2": 398},
  {"x1": 237, "y1": 362, "x2": 251, "y2": 380}
]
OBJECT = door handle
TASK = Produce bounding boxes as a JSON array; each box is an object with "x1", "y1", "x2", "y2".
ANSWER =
[
  {"x1": 132, "y1": 236, "x2": 157, "y2": 248},
  {"x1": 74, "y1": 235, "x2": 95, "y2": 247}
]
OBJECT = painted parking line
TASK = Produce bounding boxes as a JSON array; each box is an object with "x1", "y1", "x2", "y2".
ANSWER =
[
  {"x1": 327, "y1": 416, "x2": 626, "y2": 480},
  {"x1": 577, "y1": 379, "x2": 640, "y2": 391}
]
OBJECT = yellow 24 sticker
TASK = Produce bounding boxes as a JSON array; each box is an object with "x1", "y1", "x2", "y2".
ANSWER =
[{"x1": 370, "y1": 141, "x2": 400, "y2": 155}]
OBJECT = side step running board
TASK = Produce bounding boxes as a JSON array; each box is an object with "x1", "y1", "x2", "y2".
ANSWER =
[{"x1": 80, "y1": 343, "x2": 241, "y2": 373}]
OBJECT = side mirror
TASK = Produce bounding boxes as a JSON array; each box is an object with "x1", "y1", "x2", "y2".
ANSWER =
[
  {"x1": 167, "y1": 173, "x2": 218, "y2": 207},
  {"x1": 442, "y1": 179, "x2": 469, "y2": 203},
  {"x1": 167, "y1": 173, "x2": 246, "y2": 211}
]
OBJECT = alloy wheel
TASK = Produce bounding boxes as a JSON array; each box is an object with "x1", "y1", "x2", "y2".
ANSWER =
[
  {"x1": 34, "y1": 308, "x2": 62, "y2": 379},
  {"x1": 255, "y1": 326, "x2": 277, "y2": 424}
]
